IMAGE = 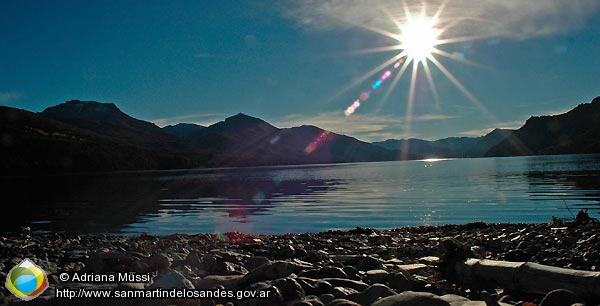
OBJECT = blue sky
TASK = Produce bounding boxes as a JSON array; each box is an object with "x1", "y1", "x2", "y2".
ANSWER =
[{"x1": 1, "y1": 0, "x2": 599, "y2": 141}]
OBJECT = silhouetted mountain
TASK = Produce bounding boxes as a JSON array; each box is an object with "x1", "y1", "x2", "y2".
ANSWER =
[
  {"x1": 372, "y1": 128, "x2": 514, "y2": 158},
  {"x1": 163, "y1": 123, "x2": 206, "y2": 139},
  {"x1": 486, "y1": 96, "x2": 600, "y2": 156},
  {"x1": 191, "y1": 113, "x2": 279, "y2": 150},
  {"x1": 0, "y1": 105, "x2": 196, "y2": 173},
  {"x1": 186, "y1": 115, "x2": 399, "y2": 167}
]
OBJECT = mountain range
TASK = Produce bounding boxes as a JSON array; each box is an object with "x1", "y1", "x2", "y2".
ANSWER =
[
  {"x1": 372, "y1": 128, "x2": 514, "y2": 158},
  {"x1": 1, "y1": 96, "x2": 599, "y2": 174}
]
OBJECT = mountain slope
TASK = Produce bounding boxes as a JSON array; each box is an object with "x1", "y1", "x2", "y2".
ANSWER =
[
  {"x1": 274, "y1": 125, "x2": 400, "y2": 164},
  {"x1": 486, "y1": 96, "x2": 600, "y2": 156},
  {"x1": 0, "y1": 106, "x2": 195, "y2": 173},
  {"x1": 42, "y1": 100, "x2": 184, "y2": 150}
]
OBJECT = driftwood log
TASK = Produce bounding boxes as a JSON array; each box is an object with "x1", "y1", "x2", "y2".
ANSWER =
[
  {"x1": 440, "y1": 238, "x2": 600, "y2": 303},
  {"x1": 453, "y1": 258, "x2": 600, "y2": 301}
]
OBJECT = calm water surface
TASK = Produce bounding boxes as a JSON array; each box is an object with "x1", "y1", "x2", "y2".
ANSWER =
[{"x1": 4, "y1": 154, "x2": 600, "y2": 235}]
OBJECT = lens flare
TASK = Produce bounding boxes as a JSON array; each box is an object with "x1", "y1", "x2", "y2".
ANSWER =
[
  {"x1": 345, "y1": 59, "x2": 407, "y2": 116},
  {"x1": 305, "y1": 131, "x2": 331, "y2": 154},
  {"x1": 372, "y1": 80, "x2": 382, "y2": 89},
  {"x1": 345, "y1": 99, "x2": 362, "y2": 116}
]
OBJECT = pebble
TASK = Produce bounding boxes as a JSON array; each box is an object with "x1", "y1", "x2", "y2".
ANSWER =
[
  {"x1": 371, "y1": 291, "x2": 451, "y2": 306},
  {"x1": 538, "y1": 289, "x2": 583, "y2": 306}
]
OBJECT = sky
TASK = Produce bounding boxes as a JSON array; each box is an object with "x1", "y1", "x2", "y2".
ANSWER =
[{"x1": 1, "y1": 0, "x2": 599, "y2": 142}]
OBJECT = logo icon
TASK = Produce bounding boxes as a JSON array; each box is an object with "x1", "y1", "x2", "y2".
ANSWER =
[{"x1": 5, "y1": 258, "x2": 49, "y2": 301}]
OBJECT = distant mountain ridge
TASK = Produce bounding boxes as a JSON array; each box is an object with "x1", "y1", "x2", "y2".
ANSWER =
[
  {"x1": 163, "y1": 123, "x2": 205, "y2": 139},
  {"x1": 1, "y1": 96, "x2": 599, "y2": 174},
  {"x1": 372, "y1": 128, "x2": 514, "y2": 159}
]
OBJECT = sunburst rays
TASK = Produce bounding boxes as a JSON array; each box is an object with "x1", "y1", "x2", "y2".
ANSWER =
[{"x1": 340, "y1": 1, "x2": 497, "y2": 138}]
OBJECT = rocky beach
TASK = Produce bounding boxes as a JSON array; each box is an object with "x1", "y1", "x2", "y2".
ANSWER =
[{"x1": 1, "y1": 220, "x2": 599, "y2": 306}]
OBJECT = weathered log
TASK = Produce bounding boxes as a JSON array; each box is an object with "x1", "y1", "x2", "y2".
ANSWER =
[{"x1": 452, "y1": 258, "x2": 600, "y2": 302}]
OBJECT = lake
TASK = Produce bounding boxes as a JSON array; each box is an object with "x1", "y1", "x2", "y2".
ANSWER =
[{"x1": 3, "y1": 154, "x2": 600, "y2": 235}]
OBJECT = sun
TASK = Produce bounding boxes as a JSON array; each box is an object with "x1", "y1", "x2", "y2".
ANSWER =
[
  {"x1": 334, "y1": 2, "x2": 498, "y2": 157},
  {"x1": 340, "y1": 2, "x2": 493, "y2": 123},
  {"x1": 399, "y1": 16, "x2": 440, "y2": 64}
]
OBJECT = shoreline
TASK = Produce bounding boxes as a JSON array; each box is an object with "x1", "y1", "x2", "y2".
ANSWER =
[
  {"x1": 1, "y1": 221, "x2": 599, "y2": 305},
  {"x1": 24, "y1": 220, "x2": 568, "y2": 237}
]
